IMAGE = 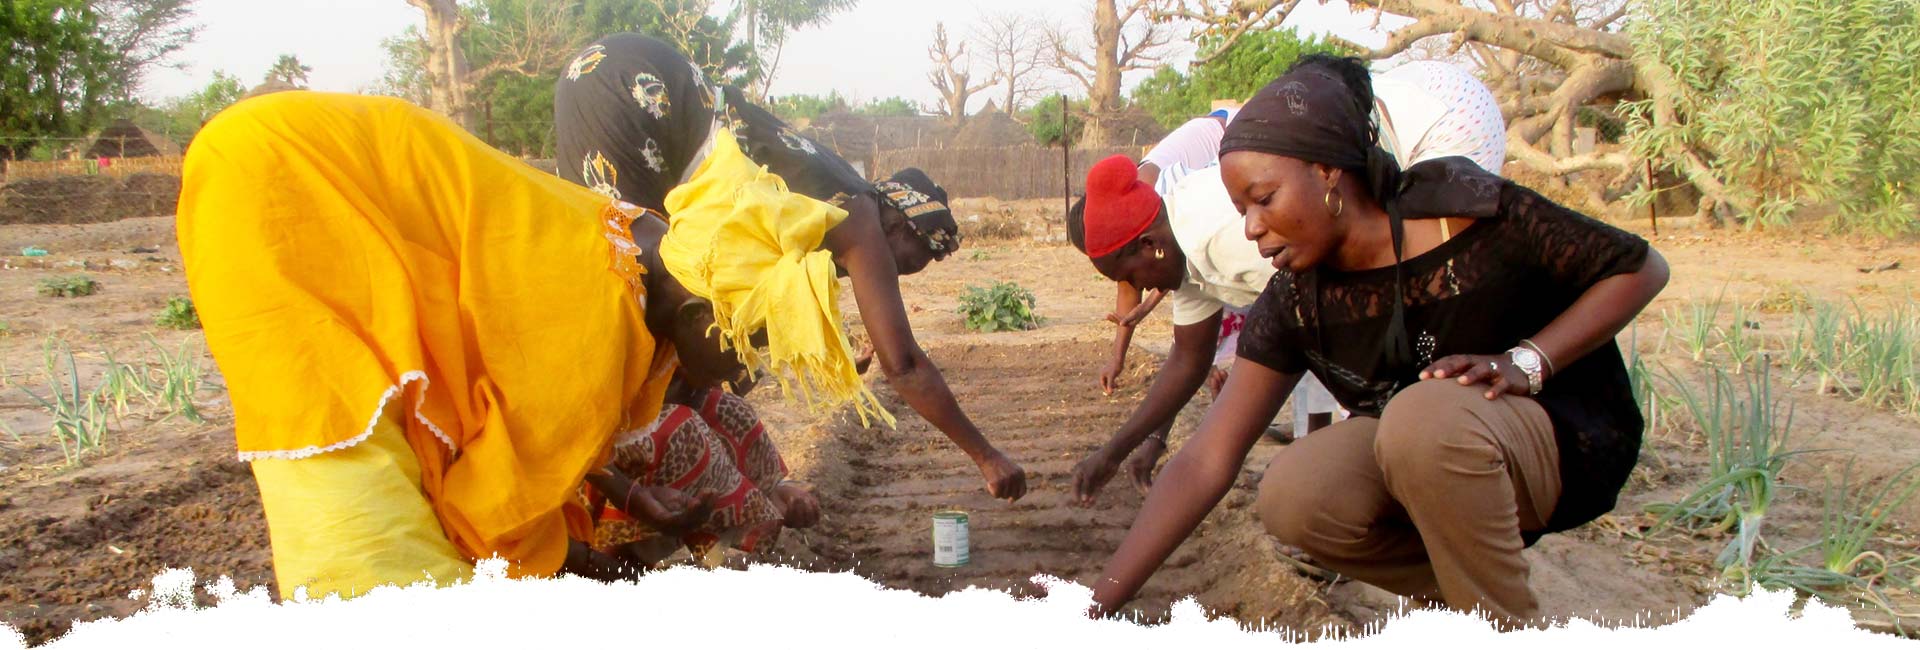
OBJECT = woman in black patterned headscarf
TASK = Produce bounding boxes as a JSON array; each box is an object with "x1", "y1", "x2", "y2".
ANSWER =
[
  {"x1": 553, "y1": 34, "x2": 1028, "y2": 504},
  {"x1": 1087, "y1": 55, "x2": 1669, "y2": 626}
]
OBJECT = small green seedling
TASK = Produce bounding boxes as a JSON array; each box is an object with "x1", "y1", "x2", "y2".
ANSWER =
[
  {"x1": 957, "y1": 282, "x2": 1044, "y2": 333},
  {"x1": 37, "y1": 275, "x2": 99, "y2": 298},
  {"x1": 155, "y1": 297, "x2": 201, "y2": 330}
]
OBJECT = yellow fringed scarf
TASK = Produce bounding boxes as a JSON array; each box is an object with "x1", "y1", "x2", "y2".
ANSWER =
[{"x1": 659, "y1": 130, "x2": 894, "y2": 427}]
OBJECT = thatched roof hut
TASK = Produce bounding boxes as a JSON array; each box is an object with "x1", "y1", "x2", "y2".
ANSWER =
[
  {"x1": 244, "y1": 80, "x2": 300, "y2": 100},
  {"x1": 803, "y1": 112, "x2": 955, "y2": 156},
  {"x1": 950, "y1": 110, "x2": 1036, "y2": 148},
  {"x1": 83, "y1": 120, "x2": 182, "y2": 158},
  {"x1": 1100, "y1": 109, "x2": 1172, "y2": 149}
]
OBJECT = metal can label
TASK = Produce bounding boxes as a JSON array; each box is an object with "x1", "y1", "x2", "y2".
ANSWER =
[{"x1": 932, "y1": 511, "x2": 969, "y2": 567}]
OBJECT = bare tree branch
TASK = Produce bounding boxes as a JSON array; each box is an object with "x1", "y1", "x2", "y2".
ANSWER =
[
  {"x1": 973, "y1": 11, "x2": 1050, "y2": 112},
  {"x1": 927, "y1": 22, "x2": 994, "y2": 124}
]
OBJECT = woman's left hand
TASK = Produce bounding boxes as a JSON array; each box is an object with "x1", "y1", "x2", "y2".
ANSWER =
[{"x1": 1419, "y1": 354, "x2": 1529, "y2": 400}]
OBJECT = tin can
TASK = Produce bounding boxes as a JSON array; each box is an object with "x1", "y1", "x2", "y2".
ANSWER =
[{"x1": 932, "y1": 510, "x2": 970, "y2": 567}]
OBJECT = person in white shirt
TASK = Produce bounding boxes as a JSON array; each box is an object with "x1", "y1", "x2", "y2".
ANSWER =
[{"x1": 1071, "y1": 61, "x2": 1507, "y2": 504}]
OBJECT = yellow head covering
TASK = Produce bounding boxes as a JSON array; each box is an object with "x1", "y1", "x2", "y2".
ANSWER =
[{"x1": 659, "y1": 130, "x2": 894, "y2": 426}]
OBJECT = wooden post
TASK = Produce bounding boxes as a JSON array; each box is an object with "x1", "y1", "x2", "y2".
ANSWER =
[
  {"x1": 1061, "y1": 93, "x2": 1070, "y2": 219},
  {"x1": 1646, "y1": 160, "x2": 1658, "y2": 236}
]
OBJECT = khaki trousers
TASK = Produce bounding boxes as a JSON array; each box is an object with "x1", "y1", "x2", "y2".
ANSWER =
[{"x1": 1255, "y1": 380, "x2": 1561, "y2": 623}]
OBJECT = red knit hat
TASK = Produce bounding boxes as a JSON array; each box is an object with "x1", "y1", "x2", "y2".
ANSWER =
[{"x1": 1082, "y1": 155, "x2": 1161, "y2": 258}]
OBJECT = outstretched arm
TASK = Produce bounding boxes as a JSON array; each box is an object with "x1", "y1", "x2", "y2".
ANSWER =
[
  {"x1": 825, "y1": 195, "x2": 1028, "y2": 501},
  {"x1": 1073, "y1": 311, "x2": 1221, "y2": 505},
  {"x1": 1090, "y1": 359, "x2": 1299, "y2": 615}
]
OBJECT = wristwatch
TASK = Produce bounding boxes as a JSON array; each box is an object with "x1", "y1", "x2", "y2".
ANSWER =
[{"x1": 1507, "y1": 346, "x2": 1545, "y2": 395}]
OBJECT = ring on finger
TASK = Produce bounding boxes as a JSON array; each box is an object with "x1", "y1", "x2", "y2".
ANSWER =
[{"x1": 1488, "y1": 360, "x2": 1500, "y2": 374}]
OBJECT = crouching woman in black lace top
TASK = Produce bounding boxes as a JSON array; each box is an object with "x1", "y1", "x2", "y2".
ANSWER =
[{"x1": 1086, "y1": 55, "x2": 1669, "y2": 626}]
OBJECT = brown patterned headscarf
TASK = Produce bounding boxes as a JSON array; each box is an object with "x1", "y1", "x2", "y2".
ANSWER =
[
  {"x1": 1221, "y1": 55, "x2": 1507, "y2": 369},
  {"x1": 874, "y1": 168, "x2": 962, "y2": 254}
]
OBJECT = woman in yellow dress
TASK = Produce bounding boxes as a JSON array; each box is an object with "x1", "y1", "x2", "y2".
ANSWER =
[
  {"x1": 555, "y1": 34, "x2": 1027, "y2": 502},
  {"x1": 178, "y1": 89, "x2": 779, "y2": 598}
]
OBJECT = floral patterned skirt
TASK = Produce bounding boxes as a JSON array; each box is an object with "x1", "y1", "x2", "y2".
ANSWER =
[{"x1": 585, "y1": 387, "x2": 789, "y2": 562}]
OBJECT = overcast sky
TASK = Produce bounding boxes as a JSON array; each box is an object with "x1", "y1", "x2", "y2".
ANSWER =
[{"x1": 142, "y1": 0, "x2": 1401, "y2": 111}]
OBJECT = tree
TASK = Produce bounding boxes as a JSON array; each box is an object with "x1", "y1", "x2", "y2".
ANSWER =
[
  {"x1": 1150, "y1": 0, "x2": 1920, "y2": 232},
  {"x1": 737, "y1": 0, "x2": 859, "y2": 97},
  {"x1": 1147, "y1": 1, "x2": 1648, "y2": 208},
  {"x1": 926, "y1": 22, "x2": 991, "y2": 126},
  {"x1": 265, "y1": 54, "x2": 312, "y2": 87},
  {"x1": 1625, "y1": 0, "x2": 1920, "y2": 233},
  {"x1": 477, "y1": 71, "x2": 556, "y2": 156},
  {"x1": 128, "y1": 69, "x2": 243, "y2": 142},
  {"x1": 577, "y1": 0, "x2": 755, "y2": 86},
  {"x1": 171, "y1": 69, "x2": 243, "y2": 134},
  {"x1": 405, "y1": 0, "x2": 474, "y2": 127},
  {"x1": 767, "y1": 91, "x2": 850, "y2": 122},
  {"x1": 1129, "y1": 28, "x2": 1348, "y2": 129},
  {"x1": 1023, "y1": 95, "x2": 1087, "y2": 147},
  {"x1": 1046, "y1": 0, "x2": 1172, "y2": 145},
  {"x1": 370, "y1": 26, "x2": 432, "y2": 104},
  {"x1": 93, "y1": 0, "x2": 200, "y2": 102},
  {"x1": 972, "y1": 11, "x2": 1047, "y2": 114},
  {"x1": 0, "y1": 0, "x2": 119, "y2": 159},
  {"x1": 856, "y1": 96, "x2": 919, "y2": 117}
]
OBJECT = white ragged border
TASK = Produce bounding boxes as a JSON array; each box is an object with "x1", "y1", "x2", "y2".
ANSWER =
[
  {"x1": 234, "y1": 370, "x2": 455, "y2": 463},
  {"x1": 8, "y1": 561, "x2": 1915, "y2": 650}
]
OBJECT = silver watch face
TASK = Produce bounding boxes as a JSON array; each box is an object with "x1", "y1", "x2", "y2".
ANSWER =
[{"x1": 1510, "y1": 348, "x2": 1541, "y2": 371}]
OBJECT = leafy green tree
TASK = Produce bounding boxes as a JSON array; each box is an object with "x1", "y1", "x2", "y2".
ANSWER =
[
  {"x1": 476, "y1": 72, "x2": 556, "y2": 157},
  {"x1": 94, "y1": 0, "x2": 200, "y2": 102},
  {"x1": 385, "y1": 0, "x2": 757, "y2": 143},
  {"x1": 265, "y1": 53, "x2": 311, "y2": 87},
  {"x1": 1023, "y1": 95, "x2": 1086, "y2": 147},
  {"x1": 1129, "y1": 28, "x2": 1347, "y2": 130},
  {"x1": 1626, "y1": 0, "x2": 1920, "y2": 234},
  {"x1": 737, "y1": 0, "x2": 858, "y2": 95},
  {"x1": 856, "y1": 96, "x2": 919, "y2": 117},
  {"x1": 370, "y1": 26, "x2": 431, "y2": 104},
  {"x1": 0, "y1": 0, "x2": 119, "y2": 159},
  {"x1": 577, "y1": 0, "x2": 756, "y2": 87},
  {"x1": 767, "y1": 91, "x2": 850, "y2": 122}
]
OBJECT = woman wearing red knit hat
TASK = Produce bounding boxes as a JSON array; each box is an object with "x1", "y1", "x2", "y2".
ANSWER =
[
  {"x1": 1087, "y1": 55, "x2": 1667, "y2": 626},
  {"x1": 1066, "y1": 59, "x2": 1509, "y2": 506}
]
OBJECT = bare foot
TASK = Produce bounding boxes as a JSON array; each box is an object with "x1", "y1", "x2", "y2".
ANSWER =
[
  {"x1": 854, "y1": 345, "x2": 875, "y2": 375},
  {"x1": 1273, "y1": 542, "x2": 1336, "y2": 581},
  {"x1": 772, "y1": 481, "x2": 820, "y2": 529}
]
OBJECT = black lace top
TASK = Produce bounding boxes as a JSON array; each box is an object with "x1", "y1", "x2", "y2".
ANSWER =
[{"x1": 1237, "y1": 181, "x2": 1650, "y2": 538}]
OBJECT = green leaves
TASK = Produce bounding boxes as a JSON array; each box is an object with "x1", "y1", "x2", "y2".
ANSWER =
[
  {"x1": 956, "y1": 281, "x2": 1044, "y2": 333},
  {"x1": 36, "y1": 275, "x2": 99, "y2": 298},
  {"x1": 1626, "y1": 0, "x2": 1920, "y2": 234},
  {"x1": 1130, "y1": 28, "x2": 1351, "y2": 131},
  {"x1": 155, "y1": 296, "x2": 199, "y2": 330}
]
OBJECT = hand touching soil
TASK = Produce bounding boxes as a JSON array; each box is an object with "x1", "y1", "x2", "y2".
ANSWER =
[
  {"x1": 979, "y1": 450, "x2": 1028, "y2": 501},
  {"x1": 773, "y1": 481, "x2": 820, "y2": 528},
  {"x1": 1124, "y1": 436, "x2": 1166, "y2": 493}
]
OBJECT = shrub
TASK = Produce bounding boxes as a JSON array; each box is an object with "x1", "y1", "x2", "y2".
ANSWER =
[
  {"x1": 37, "y1": 275, "x2": 99, "y2": 298},
  {"x1": 957, "y1": 282, "x2": 1044, "y2": 333},
  {"x1": 155, "y1": 297, "x2": 200, "y2": 330}
]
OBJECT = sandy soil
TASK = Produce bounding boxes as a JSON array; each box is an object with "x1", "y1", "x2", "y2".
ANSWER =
[{"x1": 1, "y1": 202, "x2": 1918, "y2": 643}]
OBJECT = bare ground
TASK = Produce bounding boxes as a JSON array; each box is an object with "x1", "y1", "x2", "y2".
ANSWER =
[{"x1": 1, "y1": 203, "x2": 1918, "y2": 643}]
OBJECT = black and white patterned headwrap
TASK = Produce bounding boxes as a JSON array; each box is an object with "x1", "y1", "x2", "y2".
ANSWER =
[{"x1": 873, "y1": 168, "x2": 961, "y2": 254}]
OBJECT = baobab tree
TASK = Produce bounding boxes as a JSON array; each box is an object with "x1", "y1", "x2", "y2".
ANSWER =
[
  {"x1": 1047, "y1": 0, "x2": 1173, "y2": 146},
  {"x1": 972, "y1": 11, "x2": 1048, "y2": 114},
  {"x1": 1146, "y1": 0, "x2": 1750, "y2": 220},
  {"x1": 927, "y1": 22, "x2": 993, "y2": 126}
]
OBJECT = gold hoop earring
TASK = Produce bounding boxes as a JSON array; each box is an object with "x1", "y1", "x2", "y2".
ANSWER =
[
  {"x1": 1153, "y1": 248, "x2": 1166, "y2": 260},
  {"x1": 1324, "y1": 186, "x2": 1344, "y2": 218}
]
